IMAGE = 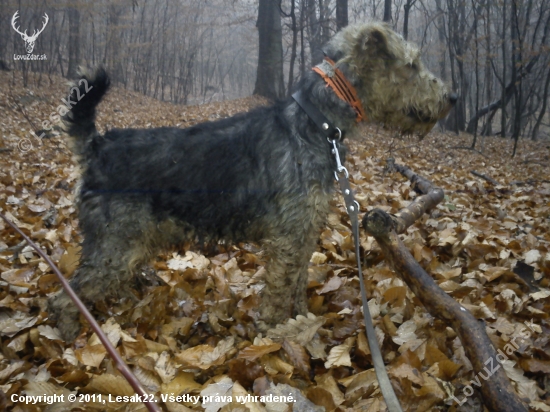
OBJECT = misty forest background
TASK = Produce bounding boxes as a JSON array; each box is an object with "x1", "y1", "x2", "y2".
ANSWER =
[{"x1": 0, "y1": 0, "x2": 549, "y2": 150}]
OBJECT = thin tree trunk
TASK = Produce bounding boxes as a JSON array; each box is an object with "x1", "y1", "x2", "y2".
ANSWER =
[
  {"x1": 67, "y1": 3, "x2": 80, "y2": 78},
  {"x1": 531, "y1": 64, "x2": 550, "y2": 140},
  {"x1": 336, "y1": 0, "x2": 348, "y2": 31},
  {"x1": 383, "y1": 0, "x2": 392, "y2": 22},
  {"x1": 287, "y1": 0, "x2": 298, "y2": 96},
  {"x1": 403, "y1": 0, "x2": 416, "y2": 40},
  {"x1": 254, "y1": 0, "x2": 285, "y2": 100},
  {"x1": 501, "y1": 0, "x2": 508, "y2": 138}
]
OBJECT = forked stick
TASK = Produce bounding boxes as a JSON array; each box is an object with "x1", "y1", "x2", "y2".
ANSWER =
[{"x1": 362, "y1": 159, "x2": 528, "y2": 412}]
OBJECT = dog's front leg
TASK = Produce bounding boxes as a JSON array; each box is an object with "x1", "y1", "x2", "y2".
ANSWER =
[{"x1": 257, "y1": 224, "x2": 320, "y2": 330}]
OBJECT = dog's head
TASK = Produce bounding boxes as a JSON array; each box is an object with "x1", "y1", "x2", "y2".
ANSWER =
[{"x1": 324, "y1": 22, "x2": 457, "y2": 137}]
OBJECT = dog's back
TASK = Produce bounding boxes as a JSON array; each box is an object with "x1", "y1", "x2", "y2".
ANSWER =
[{"x1": 64, "y1": 71, "x2": 333, "y2": 243}]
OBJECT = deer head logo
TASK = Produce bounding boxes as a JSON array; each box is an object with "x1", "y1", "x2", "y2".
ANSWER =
[{"x1": 11, "y1": 11, "x2": 49, "y2": 54}]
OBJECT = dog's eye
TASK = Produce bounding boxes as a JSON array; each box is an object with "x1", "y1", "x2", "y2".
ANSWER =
[{"x1": 407, "y1": 62, "x2": 418, "y2": 70}]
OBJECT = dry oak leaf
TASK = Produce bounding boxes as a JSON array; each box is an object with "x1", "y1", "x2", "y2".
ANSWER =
[
  {"x1": 155, "y1": 351, "x2": 178, "y2": 384},
  {"x1": 413, "y1": 374, "x2": 446, "y2": 411},
  {"x1": 316, "y1": 275, "x2": 343, "y2": 294},
  {"x1": 265, "y1": 382, "x2": 323, "y2": 412},
  {"x1": 176, "y1": 336, "x2": 234, "y2": 369},
  {"x1": 0, "y1": 311, "x2": 38, "y2": 337},
  {"x1": 305, "y1": 334, "x2": 327, "y2": 360},
  {"x1": 267, "y1": 313, "x2": 325, "y2": 346},
  {"x1": 262, "y1": 354, "x2": 294, "y2": 376},
  {"x1": 167, "y1": 251, "x2": 210, "y2": 271},
  {"x1": 0, "y1": 360, "x2": 27, "y2": 381},
  {"x1": 74, "y1": 344, "x2": 107, "y2": 368},
  {"x1": 84, "y1": 373, "x2": 134, "y2": 396},
  {"x1": 200, "y1": 376, "x2": 233, "y2": 412},
  {"x1": 160, "y1": 371, "x2": 202, "y2": 397},
  {"x1": 389, "y1": 362, "x2": 424, "y2": 386},
  {"x1": 310, "y1": 251, "x2": 327, "y2": 264},
  {"x1": 37, "y1": 324, "x2": 62, "y2": 341},
  {"x1": 392, "y1": 319, "x2": 417, "y2": 345},
  {"x1": 314, "y1": 373, "x2": 345, "y2": 406},
  {"x1": 133, "y1": 364, "x2": 161, "y2": 392},
  {"x1": 306, "y1": 387, "x2": 336, "y2": 411},
  {"x1": 282, "y1": 339, "x2": 311, "y2": 376},
  {"x1": 501, "y1": 359, "x2": 538, "y2": 402},
  {"x1": 338, "y1": 369, "x2": 378, "y2": 403},
  {"x1": 324, "y1": 336, "x2": 355, "y2": 368},
  {"x1": 524, "y1": 249, "x2": 541, "y2": 265},
  {"x1": 98, "y1": 317, "x2": 122, "y2": 347},
  {"x1": 232, "y1": 381, "x2": 267, "y2": 412},
  {"x1": 238, "y1": 342, "x2": 281, "y2": 361},
  {"x1": 530, "y1": 401, "x2": 550, "y2": 411}
]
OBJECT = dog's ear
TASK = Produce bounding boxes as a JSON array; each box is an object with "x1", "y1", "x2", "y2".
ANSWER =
[{"x1": 359, "y1": 25, "x2": 394, "y2": 60}]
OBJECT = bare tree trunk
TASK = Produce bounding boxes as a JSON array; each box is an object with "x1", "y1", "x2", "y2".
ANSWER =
[
  {"x1": 67, "y1": 2, "x2": 80, "y2": 79},
  {"x1": 435, "y1": 0, "x2": 447, "y2": 81},
  {"x1": 402, "y1": 0, "x2": 416, "y2": 40},
  {"x1": 286, "y1": 0, "x2": 298, "y2": 96},
  {"x1": 383, "y1": 0, "x2": 392, "y2": 22},
  {"x1": 336, "y1": 0, "x2": 348, "y2": 31},
  {"x1": 482, "y1": 2, "x2": 493, "y2": 137},
  {"x1": 254, "y1": 0, "x2": 285, "y2": 100},
  {"x1": 300, "y1": 0, "x2": 306, "y2": 78},
  {"x1": 501, "y1": 0, "x2": 508, "y2": 138},
  {"x1": 470, "y1": 0, "x2": 479, "y2": 149},
  {"x1": 511, "y1": 0, "x2": 522, "y2": 156},
  {"x1": 306, "y1": 0, "x2": 323, "y2": 65},
  {"x1": 445, "y1": 0, "x2": 467, "y2": 132},
  {"x1": 531, "y1": 68, "x2": 550, "y2": 140},
  {"x1": 318, "y1": 0, "x2": 330, "y2": 46}
]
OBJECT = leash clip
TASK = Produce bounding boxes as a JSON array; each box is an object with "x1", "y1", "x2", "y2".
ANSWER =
[{"x1": 328, "y1": 132, "x2": 348, "y2": 180}]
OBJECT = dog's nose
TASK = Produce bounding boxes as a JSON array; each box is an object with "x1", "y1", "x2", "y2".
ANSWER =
[{"x1": 449, "y1": 93, "x2": 458, "y2": 105}]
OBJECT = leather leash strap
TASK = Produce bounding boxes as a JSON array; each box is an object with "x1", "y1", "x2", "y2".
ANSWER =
[
  {"x1": 292, "y1": 89, "x2": 403, "y2": 411},
  {"x1": 331, "y1": 141, "x2": 403, "y2": 412},
  {"x1": 292, "y1": 89, "x2": 341, "y2": 140}
]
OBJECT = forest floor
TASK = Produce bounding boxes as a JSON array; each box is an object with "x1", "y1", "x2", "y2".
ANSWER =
[{"x1": 0, "y1": 70, "x2": 549, "y2": 412}]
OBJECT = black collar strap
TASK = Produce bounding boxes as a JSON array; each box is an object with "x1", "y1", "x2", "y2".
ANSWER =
[{"x1": 292, "y1": 89, "x2": 342, "y2": 141}]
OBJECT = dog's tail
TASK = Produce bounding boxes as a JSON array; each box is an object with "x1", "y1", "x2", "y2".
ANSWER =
[{"x1": 62, "y1": 67, "x2": 110, "y2": 157}]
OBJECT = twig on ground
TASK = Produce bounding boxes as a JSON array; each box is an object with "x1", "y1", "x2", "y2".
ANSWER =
[
  {"x1": 471, "y1": 170, "x2": 500, "y2": 185},
  {"x1": 0, "y1": 211, "x2": 162, "y2": 412}
]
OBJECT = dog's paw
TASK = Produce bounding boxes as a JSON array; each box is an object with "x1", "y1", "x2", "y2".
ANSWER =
[
  {"x1": 48, "y1": 293, "x2": 82, "y2": 342},
  {"x1": 254, "y1": 319, "x2": 271, "y2": 334}
]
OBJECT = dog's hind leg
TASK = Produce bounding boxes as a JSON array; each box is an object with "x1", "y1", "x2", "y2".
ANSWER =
[{"x1": 48, "y1": 199, "x2": 161, "y2": 340}]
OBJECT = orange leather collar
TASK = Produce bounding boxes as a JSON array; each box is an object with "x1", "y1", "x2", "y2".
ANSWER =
[{"x1": 313, "y1": 57, "x2": 366, "y2": 123}]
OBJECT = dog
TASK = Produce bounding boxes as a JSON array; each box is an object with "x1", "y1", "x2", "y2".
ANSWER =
[{"x1": 49, "y1": 22, "x2": 456, "y2": 340}]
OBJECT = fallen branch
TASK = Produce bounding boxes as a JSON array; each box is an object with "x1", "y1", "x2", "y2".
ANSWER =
[
  {"x1": 510, "y1": 179, "x2": 550, "y2": 186},
  {"x1": 361, "y1": 161, "x2": 528, "y2": 412},
  {"x1": 385, "y1": 158, "x2": 444, "y2": 233},
  {"x1": 0, "y1": 212, "x2": 161, "y2": 412},
  {"x1": 471, "y1": 170, "x2": 500, "y2": 186}
]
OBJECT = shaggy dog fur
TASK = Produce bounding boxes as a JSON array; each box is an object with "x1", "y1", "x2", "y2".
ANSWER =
[{"x1": 49, "y1": 22, "x2": 456, "y2": 340}]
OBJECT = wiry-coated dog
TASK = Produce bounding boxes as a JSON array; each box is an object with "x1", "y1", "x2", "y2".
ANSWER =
[{"x1": 49, "y1": 22, "x2": 456, "y2": 340}]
